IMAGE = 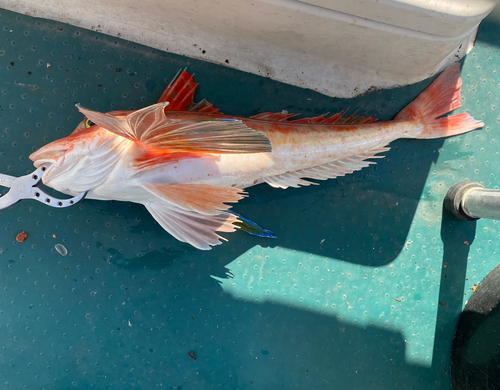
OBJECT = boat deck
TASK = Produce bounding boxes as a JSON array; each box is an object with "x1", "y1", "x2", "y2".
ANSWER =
[{"x1": 0, "y1": 8, "x2": 498, "y2": 389}]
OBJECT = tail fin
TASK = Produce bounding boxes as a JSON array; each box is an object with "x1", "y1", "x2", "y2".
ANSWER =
[{"x1": 396, "y1": 63, "x2": 483, "y2": 139}]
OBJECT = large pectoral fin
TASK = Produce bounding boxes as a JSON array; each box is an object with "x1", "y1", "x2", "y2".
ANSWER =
[
  {"x1": 145, "y1": 203, "x2": 239, "y2": 250},
  {"x1": 76, "y1": 103, "x2": 272, "y2": 154},
  {"x1": 142, "y1": 182, "x2": 246, "y2": 249}
]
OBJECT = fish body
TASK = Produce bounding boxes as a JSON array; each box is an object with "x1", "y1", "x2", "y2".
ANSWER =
[
  {"x1": 30, "y1": 64, "x2": 483, "y2": 249},
  {"x1": 148, "y1": 111, "x2": 413, "y2": 189}
]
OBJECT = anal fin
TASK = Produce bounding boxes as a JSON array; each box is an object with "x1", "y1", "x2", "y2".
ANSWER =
[{"x1": 264, "y1": 146, "x2": 390, "y2": 189}]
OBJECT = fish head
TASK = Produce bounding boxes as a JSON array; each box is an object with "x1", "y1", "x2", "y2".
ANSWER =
[
  {"x1": 30, "y1": 136, "x2": 77, "y2": 169},
  {"x1": 29, "y1": 107, "x2": 134, "y2": 194},
  {"x1": 29, "y1": 125, "x2": 122, "y2": 194},
  {"x1": 30, "y1": 113, "x2": 108, "y2": 168}
]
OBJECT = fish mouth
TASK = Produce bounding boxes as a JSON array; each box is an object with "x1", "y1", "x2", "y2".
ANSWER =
[
  {"x1": 30, "y1": 149, "x2": 65, "y2": 168},
  {"x1": 29, "y1": 149, "x2": 66, "y2": 186},
  {"x1": 29, "y1": 150, "x2": 67, "y2": 187},
  {"x1": 33, "y1": 158, "x2": 58, "y2": 168}
]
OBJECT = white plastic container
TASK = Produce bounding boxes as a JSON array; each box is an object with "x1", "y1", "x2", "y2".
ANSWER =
[{"x1": 1, "y1": 0, "x2": 497, "y2": 97}]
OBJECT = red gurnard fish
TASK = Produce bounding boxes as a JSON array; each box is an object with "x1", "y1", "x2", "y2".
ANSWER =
[{"x1": 30, "y1": 64, "x2": 483, "y2": 249}]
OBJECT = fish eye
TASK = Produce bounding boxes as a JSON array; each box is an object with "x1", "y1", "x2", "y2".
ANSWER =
[{"x1": 84, "y1": 118, "x2": 95, "y2": 128}]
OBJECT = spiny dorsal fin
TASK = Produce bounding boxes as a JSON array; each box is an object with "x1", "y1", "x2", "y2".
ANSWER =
[
  {"x1": 76, "y1": 103, "x2": 272, "y2": 154},
  {"x1": 188, "y1": 98, "x2": 220, "y2": 114},
  {"x1": 158, "y1": 70, "x2": 221, "y2": 114}
]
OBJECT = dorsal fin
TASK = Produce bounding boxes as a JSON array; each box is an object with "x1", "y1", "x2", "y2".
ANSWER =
[
  {"x1": 158, "y1": 71, "x2": 376, "y2": 124},
  {"x1": 251, "y1": 108, "x2": 377, "y2": 125},
  {"x1": 250, "y1": 112, "x2": 301, "y2": 121},
  {"x1": 292, "y1": 109, "x2": 377, "y2": 125},
  {"x1": 158, "y1": 70, "x2": 221, "y2": 114}
]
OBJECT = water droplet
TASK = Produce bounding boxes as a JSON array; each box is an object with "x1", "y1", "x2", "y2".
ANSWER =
[{"x1": 55, "y1": 244, "x2": 68, "y2": 256}]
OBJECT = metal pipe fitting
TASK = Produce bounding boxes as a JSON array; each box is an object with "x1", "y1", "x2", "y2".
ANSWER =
[{"x1": 444, "y1": 181, "x2": 500, "y2": 221}]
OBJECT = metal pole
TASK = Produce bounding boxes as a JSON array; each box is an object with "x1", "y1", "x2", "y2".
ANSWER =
[
  {"x1": 444, "y1": 182, "x2": 486, "y2": 221},
  {"x1": 461, "y1": 189, "x2": 500, "y2": 220}
]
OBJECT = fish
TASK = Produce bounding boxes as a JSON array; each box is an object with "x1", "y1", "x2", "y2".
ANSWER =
[{"x1": 29, "y1": 63, "x2": 483, "y2": 250}]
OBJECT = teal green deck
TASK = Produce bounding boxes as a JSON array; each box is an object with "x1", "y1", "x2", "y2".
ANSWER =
[{"x1": 0, "y1": 9, "x2": 498, "y2": 389}]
